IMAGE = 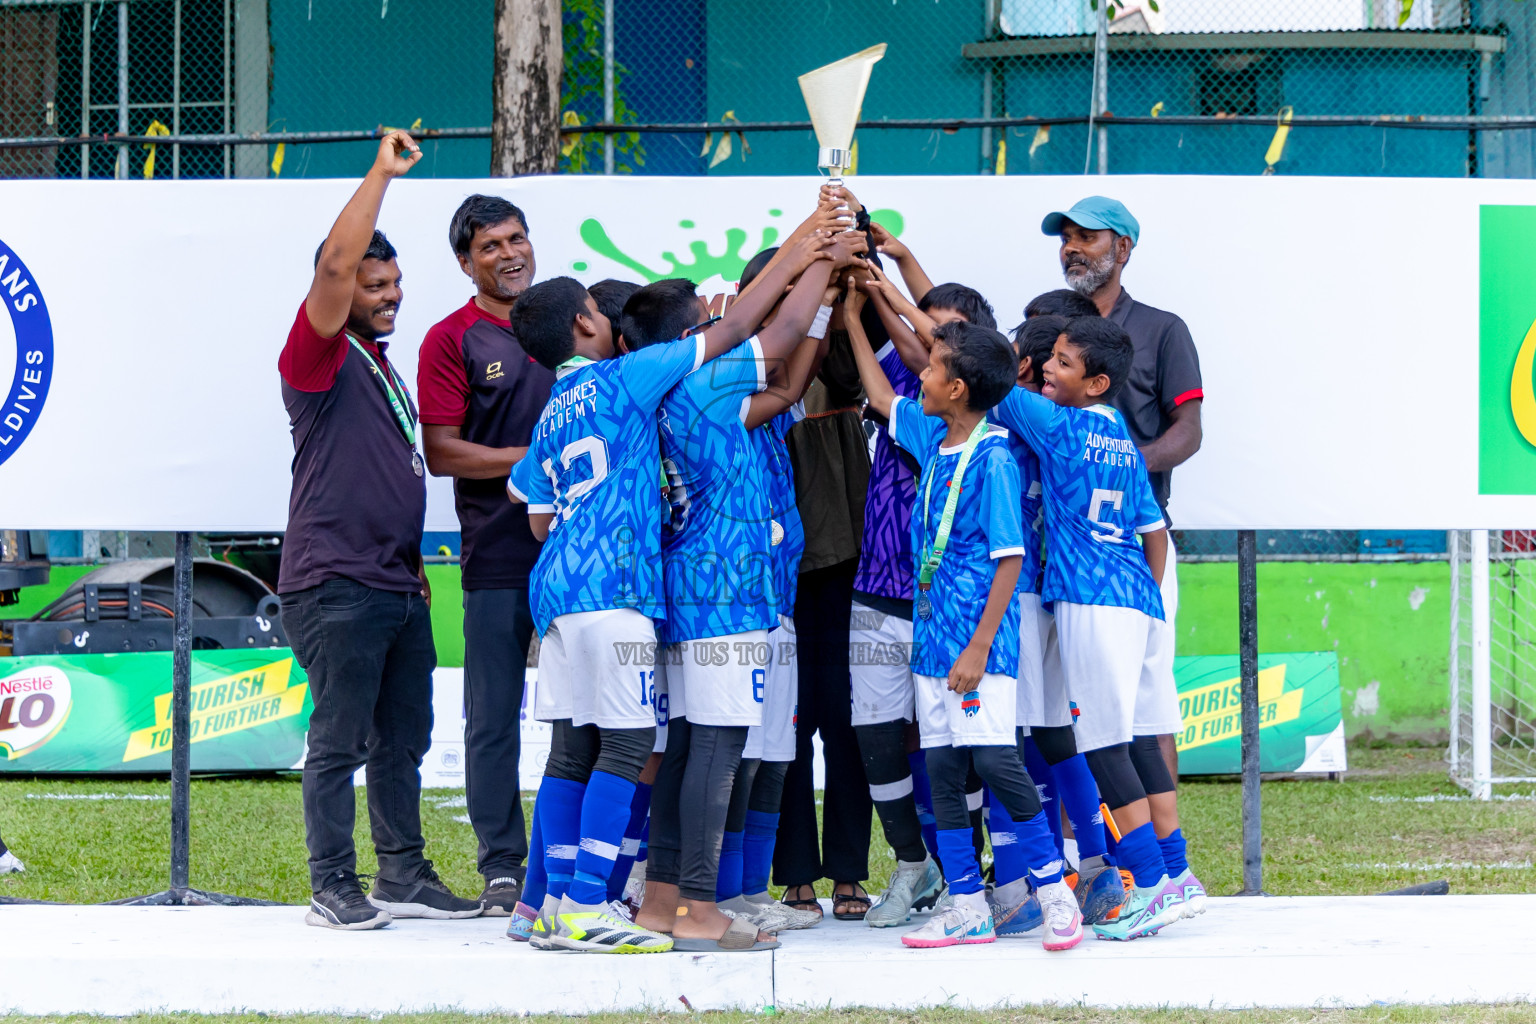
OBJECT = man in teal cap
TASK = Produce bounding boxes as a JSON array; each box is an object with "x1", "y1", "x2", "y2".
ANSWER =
[{"x1": 1039, "y1": 195, "x2": 1206, "y2": 917}]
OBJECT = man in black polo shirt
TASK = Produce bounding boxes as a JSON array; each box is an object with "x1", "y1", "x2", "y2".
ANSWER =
[
  {"x1": 1041, "y1": 196, "x2": 1203, "y2": 783},
  {"x1": 279, "y1": 131, "x2": 481, "y2": 930},
  {"x1": 417, "y1": 195, "x2": 554, "y2": 915}
]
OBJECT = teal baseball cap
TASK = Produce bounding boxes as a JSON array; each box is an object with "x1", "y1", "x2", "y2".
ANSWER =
[{"x1": 1040, "y1": 196, "x2": 1140, "y2": 245}]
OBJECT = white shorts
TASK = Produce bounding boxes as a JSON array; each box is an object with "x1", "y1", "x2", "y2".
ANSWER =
[
  {"x1": 748, "y1": 618, "x2": 797, "y2": 760},
  {"x1": 537, "y1": 608, "x2": 657, "y2": 730},
  {"x1": 849, "y1": 601, "x2": 916, "y2": 726},
  {"x1": 915, "y1": 671, "x2": 1017, "y2": 748},
  {"x1": 670, "y1": 629, "x2": 770, "y2": 728},
  {"x1": 1015, "y1": 592, "x2": 1071, "y2": 729},
  {"x1": 1053, "y1": 602, "x2": 1160, "y2": 753},
  {"x1": 1133, "y1": 539, "x2": 1183, "y2": 736},
  {"x1": 650, "y1": 652, "x2": 674, "y2": 753}
]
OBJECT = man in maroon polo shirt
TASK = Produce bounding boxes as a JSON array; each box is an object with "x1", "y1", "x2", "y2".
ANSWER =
[
  {"x1": 417, "y1": 195, "x2": 554, "y2": 915},
  {"x1": 278, "y1": 131, "x2": 481, "y2": 930}
]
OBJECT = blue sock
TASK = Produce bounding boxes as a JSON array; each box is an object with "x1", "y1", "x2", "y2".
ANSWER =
[
  {"x1": 523, "y1": 788, "x2": 548, "y2": 908},
  {"x1": 1052, "y1": 753, "x2": 1108, "y2": 862},
  {"x1": 637, "y1": 816, "x2": 649, "y2": 864},
  {"x1": 1013, "y1": 810, "x2": 1065, "y2": 886},
  {"x1": 606, "y1": 782, "x2": 652, "y2": 902},
  {"x1": 1022, "y1": 739, "x2": 1065, "y2": 861},
  {"x1": 537, "y1": 777, "x2": 585, "y2": 900},
  {"x1": 987, "y1": 799, "x2": 1027, "y2": 887},
  {"x1": 1157, "y1": 828, "x2": 1189, "y2": 876},
  {"x1": 1117, "y1": 822, "x2": 1168, "y2": 889},
  {"x1": 568, "y1": 770, "x2": 636, "y2": 907},
  {"x1": 742, "y1": 809, "x2": 779, "y2": 896},
  {"x1": 715, "y1": 830, "x2": 746, "y2": 902},
  {"x1": 908, "y1": 751, "x2": 940, "y2": 863},
  {"x1": 936, "y1": 827, "x2": 983, "y2": 894}
]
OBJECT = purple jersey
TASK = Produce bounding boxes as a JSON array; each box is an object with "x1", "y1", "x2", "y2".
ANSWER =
[{"x1": 853, "y1": 343, "x2": 923, "y2": 600}]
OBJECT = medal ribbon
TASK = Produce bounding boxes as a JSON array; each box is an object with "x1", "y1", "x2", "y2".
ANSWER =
[
  {"x1": 917, "y1": 418, "x2": 991, "y2": 590},
  {"x1": 348, "y1": 336, "x2": 417, "y2": 447}
]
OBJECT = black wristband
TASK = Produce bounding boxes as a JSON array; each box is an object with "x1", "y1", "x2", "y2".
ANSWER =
[{"x1": 854, "y1": 208, "x2": 872, "y2": 232}]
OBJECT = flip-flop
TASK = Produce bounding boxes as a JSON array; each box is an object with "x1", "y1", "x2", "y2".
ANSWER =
[{"x1": 671, "y1": 914, "x2": 780, "y2": 952}]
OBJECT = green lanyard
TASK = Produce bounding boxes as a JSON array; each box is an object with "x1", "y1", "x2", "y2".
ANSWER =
[
  {"x1": 917, "y1": 418, "x2": 990, "y2": 589},
  {"x1": 558, "y1": 354, "x2": 596, "y2": 375},
  {"x1": 348, "y1": 336, "x2": 416, "y2": 446}
]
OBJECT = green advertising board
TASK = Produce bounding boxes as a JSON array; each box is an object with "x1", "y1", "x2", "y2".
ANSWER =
[
  {"x1": 1479, "y1": 205, "x2": 1536, "y2": 495},
  {"x1": 1174, "y1": 651, "x2": 1347, "y2": 775},
  {"x1": 0, "y1": 649, "x2": 312, "y2": 772}
]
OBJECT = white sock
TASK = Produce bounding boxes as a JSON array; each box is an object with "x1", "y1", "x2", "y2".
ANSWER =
[
  {"x1": 955, "y1": 889, "x2": 989, "y2": 915},
  {"x1": 993, "y1": 876, "x2": 1031, "y2": 906}
]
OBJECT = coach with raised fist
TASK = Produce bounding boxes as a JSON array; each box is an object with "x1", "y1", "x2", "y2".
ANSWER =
[
  {"x1": 278, "y1": 132, "x2": 482, "y2": 931},
  {"x1": 417, "y1": 194, "x2": 554, "y2": 915}
]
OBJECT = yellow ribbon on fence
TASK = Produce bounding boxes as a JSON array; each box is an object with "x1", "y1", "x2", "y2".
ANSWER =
[
  {"x1": 141, "y1": 120, "x2": 170, "y2": 179},
  {"x1": 1264, "y1": 106, "x2": 1293, "y2": 175}
]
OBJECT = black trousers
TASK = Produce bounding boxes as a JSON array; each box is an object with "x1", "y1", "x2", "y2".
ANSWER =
[
  {"x1": 463, "y1": 587, "x2": 535, "y2": 883},
  {"x1": 281, "y1": 578, "x2": 436, "y2": 893},
  {"x1": 774, "y1": 558, "x2": 872, "y2": 886}
]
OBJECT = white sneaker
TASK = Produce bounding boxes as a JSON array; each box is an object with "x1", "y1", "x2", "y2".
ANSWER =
[
  {"x1": 529, "y1": 893, "x2": 560, "y2": 950},
  {"x1": 746, "y1": 889, "x2": 821, "y2": 929},
  {"x1": 0, "y1": 851, "x2": 24, "y2": 874},
  {"x1": 900, "y1": 898, "x2": 995, "y2": 948},
  {"x1": 1036, "y1": 880, "x2": 1084, "y2": 951},
  {"x1": 720, "y1": 894, "x2": 791, "y2": 933},
  {"x1": 867, "y1": 858, "x2": 945, "y2": 928},
  {"x1": 550, "y1": 895, "x2": 673, "y2": 953},
  {"x1": 623, "y1": 860, "x2": 647, "y2": 908}
]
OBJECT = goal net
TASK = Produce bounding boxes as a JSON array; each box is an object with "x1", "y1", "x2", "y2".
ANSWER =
[{"x1": 1450, "y1": 529, "x2": 1536, "y2": 795}]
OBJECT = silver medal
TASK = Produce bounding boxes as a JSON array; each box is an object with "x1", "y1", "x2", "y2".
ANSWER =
[
  {"x1": 770, "y1": 519, "x2": 785, "y2": 547},
  {"x1": 916, "y1": 589, "x2": 932, "y2": 620},
  {"x1": 412, "y1": 451, "x2": 425, "y2": 477}
]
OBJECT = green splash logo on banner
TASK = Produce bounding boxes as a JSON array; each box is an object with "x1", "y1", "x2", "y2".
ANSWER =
[
  {"x1": 1478, "y1": 205, "x2": 1536, "y2": 495},
  {"x1": 571, "y1": 208, "x2": 907, "y2": 284}
]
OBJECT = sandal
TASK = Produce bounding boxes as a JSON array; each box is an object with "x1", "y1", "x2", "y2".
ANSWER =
[
  {"x1": 672, "y1": 914, "x2": 779, "y2": 952},
  {"x1": 832, "y1": 883, "x2": 871, "y2": 921},
  {"x1": 779, "y1": 883, "x2": 824, "y2": 922}
]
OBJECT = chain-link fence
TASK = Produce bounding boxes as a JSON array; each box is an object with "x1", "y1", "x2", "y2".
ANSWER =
[
  {"x1": 1450, "y1": 529, "x2": 1536, "y2": 792},
  {"x1": 5, "y1": 0, "x2": 1536, "y2": 179}
]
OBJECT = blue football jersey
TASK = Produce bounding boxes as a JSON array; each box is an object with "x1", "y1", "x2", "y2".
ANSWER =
[
  {"x1": 657, "y1": 337, "x2": 778, "y2": 642},
  {"x1": 1007, "y1": 433, "x2": 1045, "y2": 595},
  {"x1": 751, "y1": 408, "x2": 805, "y2": 619},
  {"x1": 889, "y1": 396, "x2": 1025, "y2": 679},
  {"x1": 508, "y1": 336, "x2": 705, "y2": 636},
  {"x1": 992, "y1": 387, "x2": 1166, "y2": 618}
]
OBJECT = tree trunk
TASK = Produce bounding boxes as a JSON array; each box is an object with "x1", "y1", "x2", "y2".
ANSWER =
[{"x1": 491, "y1": 0, "x2": 562, "y2": 176}]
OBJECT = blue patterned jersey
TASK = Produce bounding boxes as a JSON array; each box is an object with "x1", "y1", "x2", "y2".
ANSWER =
[
  {"x1": 508, "y1": 337, "x2": 705, "y2": 636},
  {"x1": 853, "y1": 344, "x2": 923, "y2": 601},
  {"x1": 1007, "y1": 433, "x2": 1045, "y2": 595},
  {"x1": 751, "y1": 408, "x2": 805, "y2": 618},
  {"x1": 657, "y1": 337, "x2": 778, "y2": 642},
  {"x1": 889, "y1": 396, "x2": 1025, "y2": 679},
  {"x1": 992, "y1": 387, "x2": 1165, "y2": 618}
]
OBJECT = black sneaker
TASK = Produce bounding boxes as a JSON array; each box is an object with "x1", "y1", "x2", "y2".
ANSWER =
[
  {"x1": 368, "y1": 861, "x2": 483, "y2": 920},
  {"x1": 478, "y1": 875, "x2": 523, "y2": 917},
  {"x1": 307, "y1": 871, "x2": 391, "y2": 930}
]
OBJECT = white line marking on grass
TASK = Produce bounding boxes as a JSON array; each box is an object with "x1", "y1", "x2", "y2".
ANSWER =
[
  {"x1": 1346, "y1": 861, "x2": 1533, "y2": 871},
  {"x1": 1368, "y1": 793, "x2": 1536, "y2": 803},
  {"x1": 26, "y1": 793, "x2": 168, "y2": 801},
  {"x1": 453, "y1": 814, "x2": 471, "y2": 825},
  {"x1": 432, "y1": 795, "x2": 468, "y2": 809}
]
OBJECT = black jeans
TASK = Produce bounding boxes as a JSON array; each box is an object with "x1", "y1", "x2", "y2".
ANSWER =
[
  {"x1": 463, "y1": 586, "x2": 535, "y2": 883},
  {"x1": 775, "y1": 558, "x2": 872, "y2": 886},
  {"x1": 282, "y1": 578, "x2": 436, "y2": 893}
]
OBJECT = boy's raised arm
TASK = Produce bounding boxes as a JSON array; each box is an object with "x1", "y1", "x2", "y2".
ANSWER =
[
  {"x1": 841, "y1": 276, "x2": 897, "y2": 420},
  {"x1": 702, "y1": 232, "x2": 830, "y2": 363}
]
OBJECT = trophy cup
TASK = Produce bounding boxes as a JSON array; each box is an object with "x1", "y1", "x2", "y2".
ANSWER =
[{"x1": 798, "y1": 44, "x2": 887, "y2": 204}]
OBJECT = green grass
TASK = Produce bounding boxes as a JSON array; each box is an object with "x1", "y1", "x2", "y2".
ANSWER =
[
  {"x1": 7, "y1": 1008, "x2": 1536, "y2": 1024},
  {"x1": 1, "y1": 747, "x2": 1532, "y2": 905}
]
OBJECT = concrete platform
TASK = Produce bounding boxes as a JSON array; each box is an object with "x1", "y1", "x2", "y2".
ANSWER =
[{"x1": 3, "y1": 896, "x2": 1533, "y2": 1014}]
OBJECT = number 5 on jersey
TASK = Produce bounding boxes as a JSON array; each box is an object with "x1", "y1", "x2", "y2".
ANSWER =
[{"x1": 1088, "y1": 487, "x2": 1125, "y2": 543}]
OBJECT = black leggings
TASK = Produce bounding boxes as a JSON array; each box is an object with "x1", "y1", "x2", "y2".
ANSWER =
[
  {"x1": 1085, "y1": 742, "x2": 1147, "y2": 810},
  {"x1": 646, "y1": 718, "x2": 750, "y2": 901},
  {"x1": 1129, "y1": 734, "x2": 1176, "y2": 796},
  {"x1": 926, "y1": 745, "x2": 1041, "y2": 831},
  {"x1": 749, "y1": 760, "x2": 789, "y2": 814},
  {"x1": 1030, "y1": 724, "x2": 1079, "y2": 765},
  {"x1": 543, "y1": 719, "x2": 654, "y2": 785}
]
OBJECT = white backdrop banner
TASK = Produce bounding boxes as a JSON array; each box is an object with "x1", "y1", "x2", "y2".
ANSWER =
[{"x1": 3, "y1": 173, "x2": 1536, "y2": 531}]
